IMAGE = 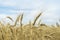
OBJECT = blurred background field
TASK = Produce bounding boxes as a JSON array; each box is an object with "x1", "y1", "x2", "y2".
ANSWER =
[{"x1": 0, "y1": 13, "x2": 60, "y2": 40}]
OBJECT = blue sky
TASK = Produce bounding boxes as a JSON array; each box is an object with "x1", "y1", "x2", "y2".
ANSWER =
[{"x1": 0, "y1": 0, "x2": 60, "y2": 25}]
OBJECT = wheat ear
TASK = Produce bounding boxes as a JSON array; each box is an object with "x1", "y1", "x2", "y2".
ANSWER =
[{"x1": 33, "y1": 12, "x2": 42, "y2": 25}]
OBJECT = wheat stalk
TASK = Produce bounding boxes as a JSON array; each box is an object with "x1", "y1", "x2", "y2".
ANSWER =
[{"x1": 20, "y1": 14, "x2": 23, "y2": 35}]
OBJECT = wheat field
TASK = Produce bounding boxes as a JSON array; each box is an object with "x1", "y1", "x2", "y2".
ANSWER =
[{"x1": 0, "y1": 13, "x2": 60, "y2": 40}]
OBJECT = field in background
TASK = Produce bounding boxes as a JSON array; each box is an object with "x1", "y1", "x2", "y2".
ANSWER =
[{"x1": 0, "y1": 12, "x2": 60, "y2": 40}]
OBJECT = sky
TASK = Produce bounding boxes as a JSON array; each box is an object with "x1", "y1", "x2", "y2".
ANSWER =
[{"x1": 0, "y1": 0, "x2": 60, "y2": 25}]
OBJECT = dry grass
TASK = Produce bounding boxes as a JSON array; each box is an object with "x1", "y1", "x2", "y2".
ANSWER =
[{"x1": 0, "y1": 13, "x2": 60, "y2": 40}]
